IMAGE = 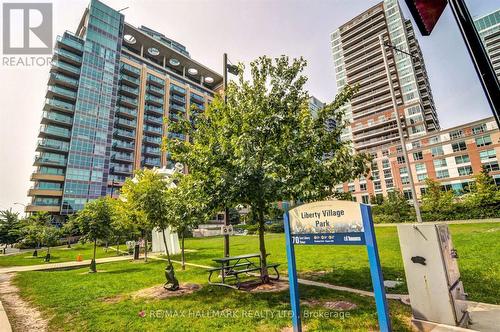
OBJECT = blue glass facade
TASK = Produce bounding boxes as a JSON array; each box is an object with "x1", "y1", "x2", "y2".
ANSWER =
[{"x1": 61, "y1": 0, "x2": 124, "y2": 214}]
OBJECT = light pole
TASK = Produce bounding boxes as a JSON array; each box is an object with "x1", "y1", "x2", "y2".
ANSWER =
[{"x1": 378, "y1": 35, "x2": 423, "y2": 223}]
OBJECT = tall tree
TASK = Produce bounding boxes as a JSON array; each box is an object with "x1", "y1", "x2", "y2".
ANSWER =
[
  {"x1": 0, "y1": 209, "x2": 21, "y2": 253},
  {"x1": 121, "y1": 169, "x2": 180, "y2": 290},
  {"x1": 74, "y1": 197, "x2": 115, "y2": 273},
  {"x1": 20, "y1": 212, "x2": 52, "y2": 257},
  {"x1": 465, "y1": 166, "x2": 500, "y2": 207},
  {"x1": 169, "y1": 56, "x2": 369, "y2": 282},
  {"x1": 421, "y1": 178, "x2": 455, "y2": 215}
]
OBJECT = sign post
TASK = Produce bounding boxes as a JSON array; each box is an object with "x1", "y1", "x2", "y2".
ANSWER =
[{"x1": 284, "y1": 200, "x2": 391, "y2": 332}]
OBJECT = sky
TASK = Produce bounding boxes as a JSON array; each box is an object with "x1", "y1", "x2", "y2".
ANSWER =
[{"x1": 0, "y1": 0, "x2": 498, "y2": 214}]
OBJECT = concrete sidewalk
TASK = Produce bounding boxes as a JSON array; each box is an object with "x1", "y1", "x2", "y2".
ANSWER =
[{"x1": 0, "y1": 255, "x2": 132, "y2": 274}]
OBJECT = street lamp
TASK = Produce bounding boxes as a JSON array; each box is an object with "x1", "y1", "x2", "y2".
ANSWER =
[
  {"x1": 378, "y1": 34, "x2": 423, "y2": 223},
  {"x1": 222, "y1": 53, "x2": 240, "y2": 257}
]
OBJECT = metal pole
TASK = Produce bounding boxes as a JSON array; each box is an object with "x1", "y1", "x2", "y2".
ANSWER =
[
  {"x1": 223, "y1": 53, "x2": 230, "y2": 257},
  {"x1": 379, "y1": 35, "x2": 423, "y2": 223},
  {"x1": 448, "y1": 0, "x2": 500, "y2": 127}
]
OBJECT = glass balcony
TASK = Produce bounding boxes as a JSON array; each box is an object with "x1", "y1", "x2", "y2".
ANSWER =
[
  {"x1": 54, "y1": 48, "x2": 82, "y2": 64},
  {"x1": 170, "y1": 85, "x2": 186, "y2": 96},
  {"x1": 49, "y1": 73, "x2": 78, "y2": 88},
  {"x1": 120, "y1": 63, "x2": 141, "y2": 77},
  {"x1": 113, "y1": 129, "x2": 135, "y2": 140},
  {"x1": 147, "y1": 74, "x2": 165, "y2": 87},
  {"x1": 112, "y1": 140, "x2": 135, "y2": 151},
  {"x1": 169, "y1": 113, "x2": 183, "y2": 122},
  {"x1": 112, "y1": 153, "x2": 134, "y2": 163},
  {"x1": 114, "y1": 117, "x2": 136, "y2": 129},
  {"x1": 52, "y1": 60, "x2": 81, "y2": 76},
  {"x1": 56, "y1": 34, "x2": 84, "y2": 53},
  {"x1": 144, "y1": 115, "x2": 163, "y2": 125},
  {"x1": 118, "y1": 95, "x2": 138, "y2": 108},
  {"x1": 44, "y1": 98, "x2": 75, "y2": 113},
  {"x1": 145, "y1": 94, "x2": 164, "y2": 105},
  {"x1": 42, "y1": 111, "x2": 73, "y2": 126},
  {"x1": 144, "y1": 105, "x2": 163, "y2": 116},
  {"x1": 37, "y1": 138, "x2": 70, "y2": 152},
  {"x1": 47, "y1": 85, "x2": 77, "y2": 101},
  {"x1": 143, "y1": 136, "x2": 162, "y2": 145},
  {"x1": 143, "y1": 125, "x2": 162, "y2": 135},
  {"x1": 142, "y1": 158, "x2": 161, "y2": 167},
  {"x1": 120, "y1": 74, "x2": 140, "y2": 86},
  {"x1": 170, "y1": 104, "x2": 186, "y2": 113},
  {"x1": 110, "y1": 165, "x2": 133, "y2": 174},
  {"x1": 143, "y1": 147, "x2": 161, "y2": 156},
  {"x1": 168, "y1": 132, "x2": 186, "y2": 140},
  {"x1": 116, "y1": 107, "x2": 137, "y2": 118},
  {"x1": 190, "y1": 93, "x2": 205, "y2": 103},
  {"x1": 147, "y1": 84, "x2": 164, "y2": 96},
  {"x1": 39, "y1": 125, "x2": 71, "y2": 139},
  {"x1": 34, "y1": 155, "x2": 67, "y2": 167},
  {"x1": 170, "y1": 94, "x2": 185, "y2": 105},
  {"x1": 119, "y1": 85, "x2": 139, "y2": 96}
]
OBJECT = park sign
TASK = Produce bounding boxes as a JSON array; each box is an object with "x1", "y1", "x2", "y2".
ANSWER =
[
  {"x1": 284, "y1": 200, "x2": 392, "y2": 332},
  {"x1": 288, "y1": 200, "x2": 365, "y2": 245}
]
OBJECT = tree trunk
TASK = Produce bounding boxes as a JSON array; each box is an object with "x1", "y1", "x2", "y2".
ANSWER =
[
  {"x1": 161, "y1": 228, "x2": 172, "y2": 265},
  {"x1": 90, "y1": 238, "x2": 97, "y2": 273},
  {"x1": 45, "y1": 246, "x2": 51, "y2": 262},
  {"x1": 144, "y1": 230, "x2": 148, "y2": 263},
  {"x1": 181, "y1": 230, "x2": 185, "y2": 271},
  {"x1": 257, "y1": 203, "x2": 269, "y2": 283}
]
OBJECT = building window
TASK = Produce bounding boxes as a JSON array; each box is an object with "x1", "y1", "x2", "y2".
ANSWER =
[
  {"x1": 472, "y1": 124, "x2": 486, "y2": 135},
  {"x1": 403, "y1": 190, "x2": 413, "y2": 200},
  {"x1": 420, "y1": 187, "x2": 427, "y2": 195},
  {"x1": 399, "y1": 167, "x2": 408, "y2": 175},
  {"x1": 480, "y1": 149, "x2": 496, "y2": 161},
  {"x1": 371, "y1": 170, "x2": 380, "y2": 180},
  {"x1": 449, "y1": 129, "x2": 463, "y2": 139},
  {"x1": 436, "y1": 169, "x2": 450, "y2": 179},
  {"x1": 385, "y1": 179, "x2": 394, "y2": 188},
  {"x1": 348, "y1": 185, "x2": 355, "y2": 192},
  {"x1": 417, "y1": 173, "x2": 428, "y2": 182},
  {"x1": 458, "y1": 166, "x2": 473, "y2": 176},
  {"x1": 433, "y1": 159, "x2": 447, "y2": 168},
  {"x1": 383, "y1": 169, "x2": 392, "y2": 178},
  {"x1": 412, "y1": 141, "x2": 421, "y2": 149},
  {"x1": 483, "y1": 161, "x2": 500, "y2": 172},
  {"x1": 401, "y1": 176, "x2": 410, "y2": 185},
  {"x1": 475, "y1": 135, "x2": 492, "y2": 147},
  {"x1": 415, "y1": 163, "x2": 426, "y2": 172},
  {"x1": 374, "y1": 181, "x2": 382, "y2": 190},
  {"x1": 361, "y1": 195, "x2": 369, "y2": 204},
  {"x1": 429, "y1": 136, "x2": 440, "y2": 144},
  {"x1": 397, "y1": 156, "x2": 405, "y2": 164},
  {"x1": 382, "y1": 159, "x2": 390, "y2": 169},
  {"x1": 382, "y1": 150, "x2": 389, "y2": 157},
  {"x1": 431, "y1": 146, "x2": 444, "y2": 156},
  {"x1": 360, "y1": 183, "x2": 367, "y2": 191},
  {"x1": 413, "y1": 151, "x2": 423, "y2": 160},
  {"x1": 371, "y1": 161, "x2": 378, "y2": 170},
  {"x1": 452, "y1": 141, "x2": 467, "y2": 152},
  {"x1": 455, "y1": 154, "x2": 470, "y2": 164},
  {"x1": 396, "y1": 146, "x2": 403, "y2": 154}
]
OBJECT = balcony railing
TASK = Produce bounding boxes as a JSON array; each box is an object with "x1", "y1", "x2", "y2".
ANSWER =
[
  {"x1": 52, "y1": 60, "x2": 80, "y2": 76},
  {"x1": 144, "y1": 115, "x2": 163, "y2": 125},
  {"x1": 45, "y1": 98, "x2": 75, "y2": 112},
  {"x1": 143, "y1": 147, "x2": 161, "y2": 155},
  {"x1": 34, "y1": 155, "x2": 67, "y2": 166},
  {"x1": 120, "y1": 74, "x2": 140, "y2": 86},
  {"x1": 143, "y1": 136, "x2": 162, "y2": 145},
  {"x1": 142, "y1": 158, "x2": 161, "y2": 167},
  {"x1": 168, "y1": 132, "x2": 186, "y2": 140},
  {"x1": 54, "y1": 48, "x2": 82, "y2": 64},
  {"x1": 40, "y1": 125, "x2": 71, "y2": 138},
  {"x1": 143, "y1": 125, "x2": 162, "y2": 135},
  {"x1": 118, "y1": 95, "x2": 138, "y2": 107},
  {"x1": 145, "y1": 94, "x2": 164, "y2": 105},
  {"x1": 119, "y1": 85, "x2": 139, "y2": 95},
  {"x1": 147, "y1": 75, "x2": 165, "y2": 87},
  {"x1": 111, "y1": 165, "x2": 133, "y2": 174},
  {"x1": 47, "y1": 85, "x2": 77, "y2": 100},
  {"x1": 112, "y1": 153, "x2": 134, "y2": 162},
  {"x1": 56, "y1": 34, "x2": 84, "y2": 53},
  {"x1": 37, "y1": 139, "x2": 70, "y2": 152},
  {"x1": 113, "y1": 129, "x2": 135, "y2": 139},
  {"x1": 49, "y1": 73, "x2": 78, "y2": 87},
  {"x1": 115, "y1": 118, "x2": 136, "y2": 128},
  {"x1": 116, "y1": 107, "x2": 137, "y2": 118},
  {"x1": 112, "y1": 141, "x2": 135, "y2": 151},
  {"x1": 42, "y1": 111, "x2": 73, "y2": 126},
  {"x1": 170, "y1": 85, "x2": 186, "y2": 95},
  {"x1": 144, "y1": 105, "x2": 163, "y2": 115},
  {"x1": 147, "y1": 84, "x2": 164, "y2": 95},
  {"x1": 190, "y1": 93, "x2": 205, "y2": 103},
  {"x1": 170, "y1": 94, "x2": 185, "y2": 104},
  {"x1": 170, "y1": 104, "x2": 186, "y2": 113},
  {"x1": 120, "y1": 63, "x2": 141, "y2": 77}
]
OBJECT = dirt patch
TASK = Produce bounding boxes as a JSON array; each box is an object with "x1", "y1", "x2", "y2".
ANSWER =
[
  {"x1": 239, "y1": 280, "x2": 289, "y2": 293},
  {"x1": 0, "y1": 273, "x2": 48, "y2": 332},
  {"x1": 132, "y1": 283, "x2": 202, "y2": 300},
  {"x1": 302, "y1": 299, "x2": 357, "y2": 311},
  {"x1": 100, "y1": 294, "x2": 127, "y2": 304}
]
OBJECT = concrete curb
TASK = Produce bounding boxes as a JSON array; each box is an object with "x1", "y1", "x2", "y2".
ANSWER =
[{"x1": 0, "y1": 300, "x2": 12, "y2": 332}]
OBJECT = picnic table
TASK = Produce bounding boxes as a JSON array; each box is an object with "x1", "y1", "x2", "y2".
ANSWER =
[{"x1": 208, "y1": 253, "x2": 280, "y2": 289}]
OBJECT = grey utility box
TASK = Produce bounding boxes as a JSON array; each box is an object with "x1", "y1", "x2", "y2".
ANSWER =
[{"x1": 397, "y1": 223, "x2": 469, "y2": 328}]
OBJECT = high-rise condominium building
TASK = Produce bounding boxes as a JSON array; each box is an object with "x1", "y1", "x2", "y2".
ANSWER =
[
  {"x1": 331, "y1": 0, "x2": 439, "y2": 152},
  {"x1": 27, "y1": 0, "x2": 222, "y2": 219},
  {"x1": 474, "y1": 9, "x2": 500, "y2": 80}
]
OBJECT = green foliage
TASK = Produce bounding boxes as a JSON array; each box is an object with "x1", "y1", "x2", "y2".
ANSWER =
[
  {"x1": 74, "y1": 197, "x2": 116, "y2": 245},
  {"x1": 0, "y1": 209, "x2": 21, "y2": 247},
  {"x1": 169, "y1": 55, "x2": 370, "y2": 279},
  {"x1": 464, "y1": 166, "x2": 500, "y2": 208},
  {"x1": 421, "y1": 178, "x2": 456, "y2": 215},
  {"x1": 372, "y1": 191, "x2": 415, "y2": 223}
]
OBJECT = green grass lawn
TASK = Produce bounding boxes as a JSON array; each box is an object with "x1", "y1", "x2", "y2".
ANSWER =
[
  {"x1": 173, "y1": 222, "x2": 500, "y2": 304},
  {"x1": 0, "y1": 243, "x2": 122, "y2": 267},
  {"x1": 13, "y1": 260, "x2": 412, "y2": 332}
]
